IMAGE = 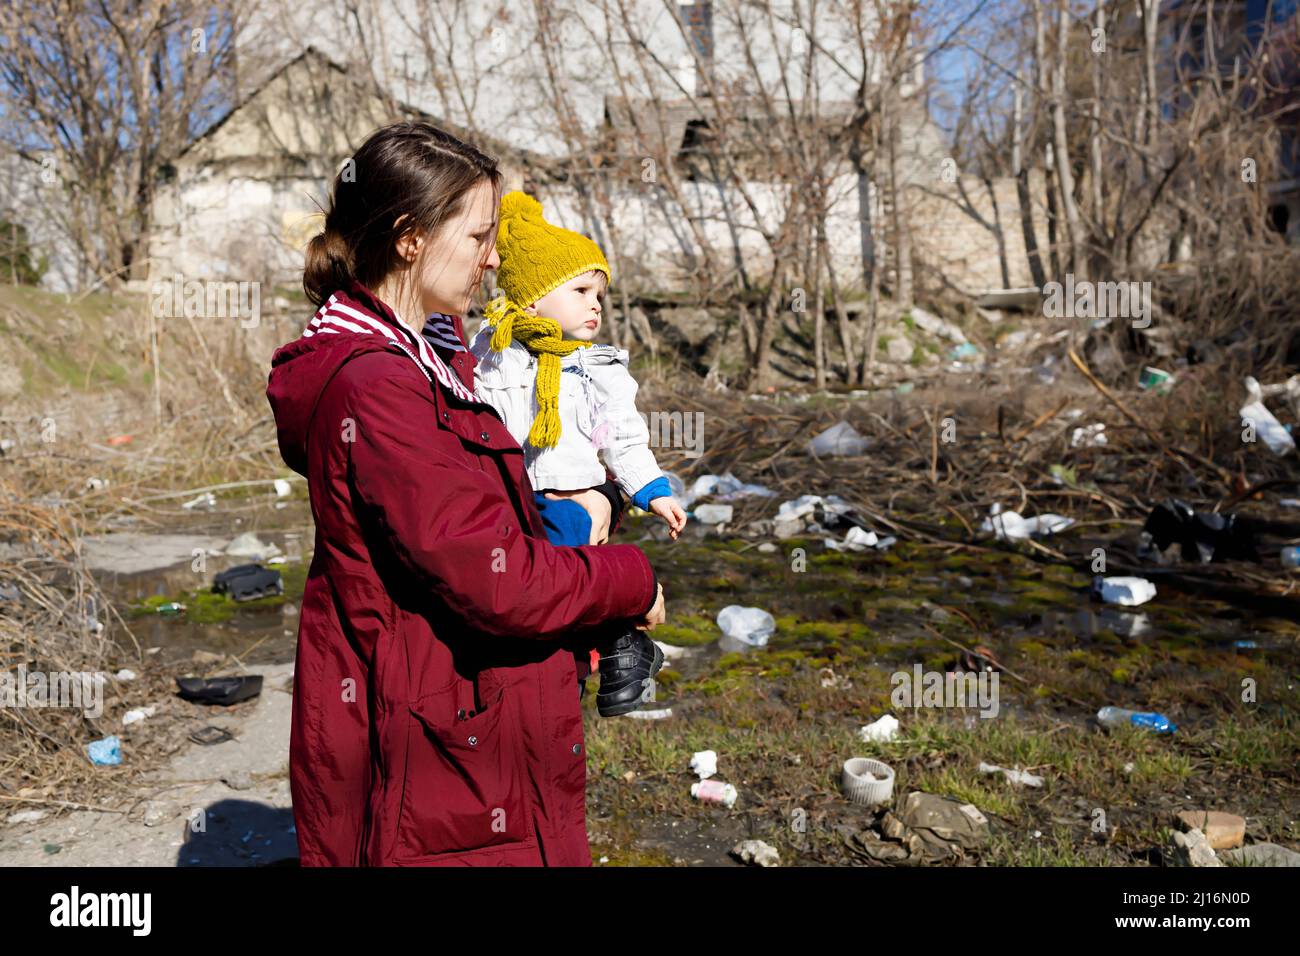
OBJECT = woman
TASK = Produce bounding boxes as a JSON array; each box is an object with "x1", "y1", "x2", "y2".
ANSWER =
[{"x1": 266, "y1": 122, "x2": 665, "y2": 866}]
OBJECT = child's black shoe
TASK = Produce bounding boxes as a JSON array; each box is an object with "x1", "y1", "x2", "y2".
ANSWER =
[{"x1": 595, "y1": 628, "x2": 664, "y2": 717}]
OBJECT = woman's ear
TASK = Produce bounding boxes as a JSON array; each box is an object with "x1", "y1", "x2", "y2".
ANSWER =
[{"x1": 393, "y1": 214, "x2": 422, "y2": 264}]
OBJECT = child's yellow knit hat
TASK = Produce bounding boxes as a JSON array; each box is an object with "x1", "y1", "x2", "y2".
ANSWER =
[
  {"x1": 493, "y1": 191, "x2": 610, "y2": 309},
  {"x1": 483, "y1": 191, "x2": 612, "y2": 450}
]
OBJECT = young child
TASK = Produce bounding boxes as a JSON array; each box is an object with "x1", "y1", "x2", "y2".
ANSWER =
[{"x1": 468, "y1": 190, "x2": 687, "y2": 716}]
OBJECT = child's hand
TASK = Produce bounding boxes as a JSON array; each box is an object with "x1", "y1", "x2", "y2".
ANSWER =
[{"x1": 649, "y1": 496, "x2": 687, "y2": 540}]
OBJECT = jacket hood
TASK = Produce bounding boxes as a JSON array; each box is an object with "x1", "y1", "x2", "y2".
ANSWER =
[{"x1": 266, "y1": 283, "x2": 416, "y2": 476}]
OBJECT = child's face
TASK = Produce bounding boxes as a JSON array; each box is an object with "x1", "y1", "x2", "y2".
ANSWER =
[{"x1": 528, "y1": 270, "x2": 607, "y2": 341}]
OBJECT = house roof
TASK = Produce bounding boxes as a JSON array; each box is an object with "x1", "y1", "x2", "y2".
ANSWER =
[{"x1": 174, "y1": 45, "x2": 548, "y2": 171}]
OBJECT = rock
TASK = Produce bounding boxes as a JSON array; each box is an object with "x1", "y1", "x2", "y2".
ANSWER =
[
  {"x1": 731, "y1": 839, "x2": 780, "y2": 867},
  {"x1": 885, "y1": 333, "x2": 914, "y2": 363},
  {"x1": 1175, "y1": 810, "x2": 1245, "y2": 850},
  {"x1": 222, "y1": 770, "x2": 254, "y2": 791},
  {"x1": 1219, "y1": 843, "x2": 1300, "y2": 867},
  {"x1": 7, "y1": 810, "x2": 47, "y2": 825},
  {"x1": 656, "y1": 307, "x2": 719, "y2": 348},
  {"x1": 1167, "y1": 828, "x2": 1224, "y2": 867},
  {"x1": 142, "y1": 801, "x2": 173, "y2": 827}
]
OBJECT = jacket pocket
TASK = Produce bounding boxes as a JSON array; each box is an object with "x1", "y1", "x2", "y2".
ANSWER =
[{"x1": 395, "y1": 684, "x2": 532, "y2": 861}]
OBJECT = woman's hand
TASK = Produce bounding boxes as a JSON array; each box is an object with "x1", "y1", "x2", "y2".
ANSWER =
[
  {"x1": 648, "y1": 496, "x2": 688, "y2": 540},
  {"x1": 543, "y1": 488, "x2": 611, "y2": 545},
  {"x1": 633, "y1": 582, "x2": 665, "y2": 631}
]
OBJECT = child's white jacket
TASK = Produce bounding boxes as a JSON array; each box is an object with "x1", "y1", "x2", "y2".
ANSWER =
[{"x1": 468, "y1": 326, "x2": 664, "y2": 501}]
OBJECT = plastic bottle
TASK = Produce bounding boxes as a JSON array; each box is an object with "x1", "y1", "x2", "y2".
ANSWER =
[
  {"x1": 1282, "y1": 546, "x2": 1300, "y2": 569},
  {"x1": 1096, "y1": 706, "x2": 1177, "y2": 734},
  {"x1": 690, "y1": 780, "x2": 738, "y2": 808}
]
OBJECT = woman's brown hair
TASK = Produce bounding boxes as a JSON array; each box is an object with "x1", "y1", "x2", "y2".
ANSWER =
[{"x1": 304, "y1": 122, "x2": 501, "y2": 307}]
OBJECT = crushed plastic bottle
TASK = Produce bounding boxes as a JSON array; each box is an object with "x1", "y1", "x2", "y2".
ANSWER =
[{"x1": 1096, "y1": 706, "x2": 1176, "y2": 734}]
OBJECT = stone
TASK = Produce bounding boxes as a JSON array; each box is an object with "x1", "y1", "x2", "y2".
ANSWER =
[
  {"x1": 142, "y1": 801, "x2": 173, "y2": 827},
  {"x1": 1167, "y1": 828, "x2": 1223, "y2": 867},
  {"x1": 222, "y1": 770, "x2": 254, "y2": 791},
  {"x1": 1219, "y1": 843, "x2": 1300, "y2": 867},
  {"x1": 656, "y1": 307, "x2": 718, "y2": 348},
  {"x1": 1175, "y1": 810, "x2": 1245, "y2": 850},
  {"x1": 885, "y1": 333, "x2": 914, "y2": 363}
]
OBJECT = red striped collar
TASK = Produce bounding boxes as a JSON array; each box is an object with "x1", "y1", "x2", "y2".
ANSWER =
[{"x1": 302, "y1": 289, "x2": 479, "y2": 405}]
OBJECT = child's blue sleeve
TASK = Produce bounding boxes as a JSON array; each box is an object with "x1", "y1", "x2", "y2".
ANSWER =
[{"x1": 631, "y1": 476, "x2": 672, "y2": 511}]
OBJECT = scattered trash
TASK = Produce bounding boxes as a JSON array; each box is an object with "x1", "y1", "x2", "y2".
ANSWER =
[
  {"x1": 690, "y1": 779, "x2": 738, "y2": 808},
  {"x1": 8, "y1": 810, "x2": 47, "y2": 825},
  {"x1": 1219, "y1": 843, "x2": 1300, "y2": 867},
  {"x1": 716, "y1": 605, "x2": 775, "y2": 647},
  {"x1": 908, "y1": 307, "x2": 967, "y2": 343},
  {"x1": 689, "y1": 750, "x2": 717, "y2": 779},
  {"x1": 1092, "y1": 575, "x2": 1157, "y2": 607},
  {"x1": 1167, "y1": 828, "x2": 1222, "y2": 867},
  {"x1": 189, "y1": 725, "x2": 236, "y2": 745},
  {"x1": 87, "y1": 735, "x2": 122, "y2": 766},
  {"x1": 176, "y1": 675, "x2": 264, "y2": 706},
  {"x1": 653, "y1": 641, "x2": 691, "y2": 662},
  {"x1": 1282, "y1": 546, "x2": 1300, "y2": 570},
  {"x1": 43, "y1": 843, "x2": 62, "y2": 855},
  {"x1": 1096, "y1": 705, "x2": 1176, "y2": 734},
  {"x1": 1140, "y1": 498, "x2": 1258, "y2": 563},
  {"x1": 774, "y1": 494, "x2": 857, "y2": 538},
  {"x1": 114, "y1": 669, "x2": 136, "y2": 681},
  {"x1": 0, "y1": 584, "x2": 19, "y2": 602},
  {"x1": 948, "y1": 342, "x2": 980, "y2": 362},
  {"x1": 1280, "y1": 498, "x2": 1300, "y2": 509},
  {"x1": 841, "y1": 757, "x2": 895, "y2": 806},
  {"x1": 156, "y1": 601, "x2": 187, "y2": 616},
  {"x1": 824, "y1": 526, "x2": 896, "y2": 552},
  {"x1": 85, "y1": 477, "x2": 109, "y2": 491},
  {"x1": 1240, "y1": 377, "x2": 1296, "y2": 456},
  {"x1": 857, "y1": 714, "x2": 901, "y2": 743},
  {"x1": 212, "y1": 564, "x2": 283, "y2": 601},
  {"x1": 273, "y1": 478, "x2": 293, "y2": 498},
  {"x1": 625, "y1": 707, "x2": 673, "y2": 720},
  {"x1": 1070, "y1": 423, "x2": 1108, "y2": 448},
  {"x1": 668, "y1": 471, "x2": 775, "y2": 509},
  {"x1": 731, "y1": 839, "x2": 780, "y2": 867},
  {"x1": 895, "y1": 382, "x2": 914, "y2": 395},
  {"x1": 979, "y1": 504, "x2": 1074, "y2": 541},
  {"x1": 105, "y1": 434, "x2": 134, "y2": 447},
  {"x1": 843, "y1": 792, "x2": 988, "y2": 864},
  {"x1": 1174, "y1": 810, "x2": 1245, "y2": 850},
  {"x1": 692, "y1": 503, "x2": 733, "y2": 525},
  {"x1": 819, "y1": 666, "x2": 851, "y2": 689},
  {"x1": 122, "y1": 706, "x2": 156, "y2": 727},
  {"x1": 181, "y1": 491, "x2": 217, "y2": 510},
  {"x1": 1138, "y1": 366, "x2": 1175, "y2": 394},
  {"x1": 224, "y1": 532, "x2": 283, "y2": 561},
  {"x1": 806, "y1": 420, "x2": 872, "y2": 457},
  {"x1": 977, "y1": 762, "x2": 1044, "y2": 788}
]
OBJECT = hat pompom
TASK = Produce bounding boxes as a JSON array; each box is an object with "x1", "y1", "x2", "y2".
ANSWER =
[{"x1": 500, "y1": 190, "x2": 543, "y2": 222}]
